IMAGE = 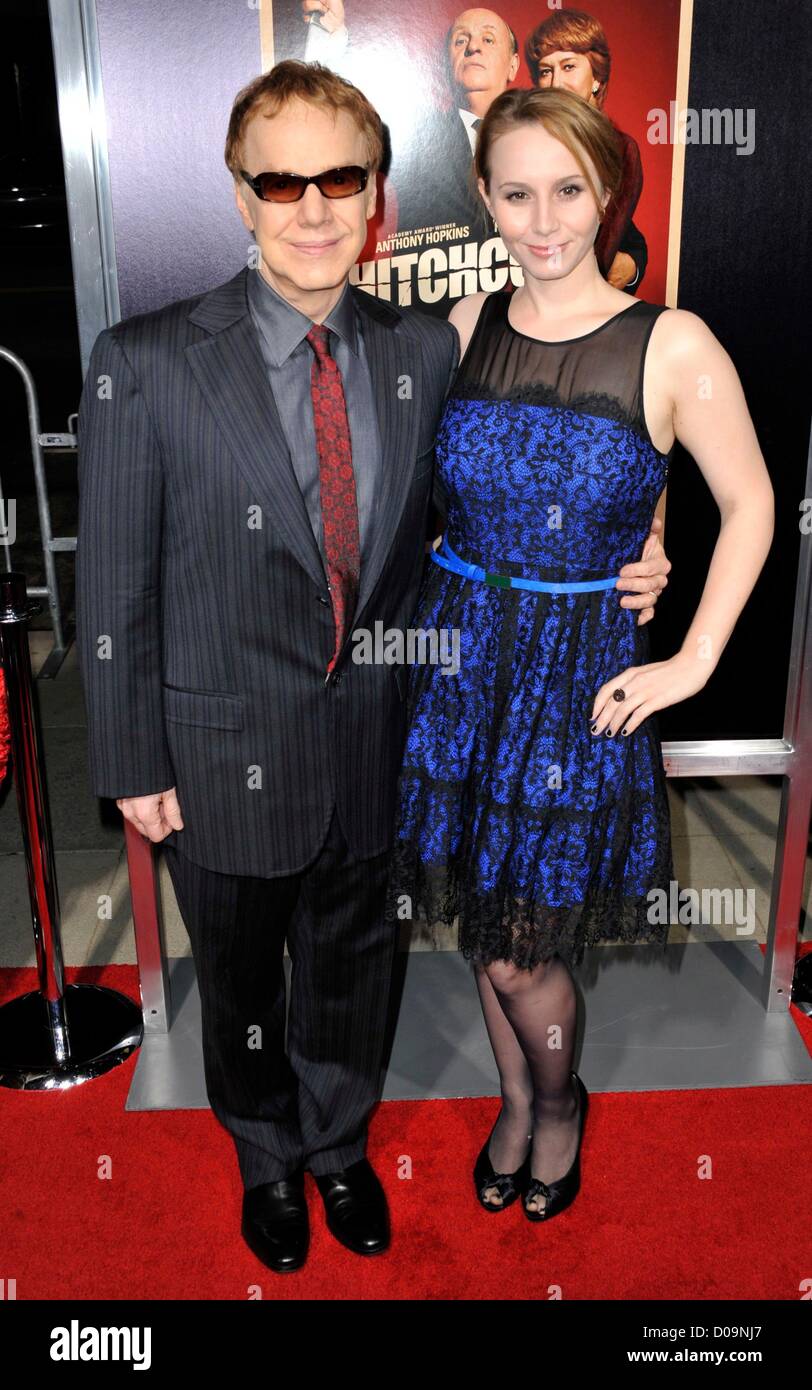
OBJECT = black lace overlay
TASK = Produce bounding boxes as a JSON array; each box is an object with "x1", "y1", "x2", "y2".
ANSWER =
[{"x1": 390, "y1": 290, "x2": 675, "y2": 971}]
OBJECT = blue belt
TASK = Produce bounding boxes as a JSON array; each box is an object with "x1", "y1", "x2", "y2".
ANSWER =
[{"x1": 429, "y1": 536, "x2": 620, "y2": 594}]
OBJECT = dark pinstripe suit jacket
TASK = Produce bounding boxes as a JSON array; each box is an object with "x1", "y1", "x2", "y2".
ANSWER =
[{"x1": 75, "y1": 265, "x2": 459, "y2": 875}]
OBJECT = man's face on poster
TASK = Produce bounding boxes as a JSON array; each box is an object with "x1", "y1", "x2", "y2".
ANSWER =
[
  {"x1": 234, "y1": 97, "x2": 376, "y2": 299},
  {"x1": 447, "y1": 9, "x2": 519, "y2": 99}
]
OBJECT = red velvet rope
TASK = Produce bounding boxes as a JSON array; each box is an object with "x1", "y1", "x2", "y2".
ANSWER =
[{"x1": 0, "y1": 665, "x2": 10, "y2": 784}]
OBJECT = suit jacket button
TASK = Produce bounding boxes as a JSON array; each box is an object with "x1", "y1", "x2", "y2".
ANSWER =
[
  {"x1": 317, "y1": 593, "x2": 329, "y2": 605},
  {"x1": 333, "y1": 673, "x2": 342, "y2": 685}
]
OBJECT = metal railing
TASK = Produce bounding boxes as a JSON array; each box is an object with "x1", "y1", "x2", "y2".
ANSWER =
[{"x1": 1, "y1": 347, "x2": 77, "y2": 678}]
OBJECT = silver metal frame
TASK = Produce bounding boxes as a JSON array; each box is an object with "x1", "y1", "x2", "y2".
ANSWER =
[
  {"x1": 47, "y1": 0, "x2": 810, "y2": 1020},
  {"x1": 0, "y1": 348, "x2": 76, "y2": 675},
  {"x1": 49, "y1": 0, "x2": 120, "y2": 371}
]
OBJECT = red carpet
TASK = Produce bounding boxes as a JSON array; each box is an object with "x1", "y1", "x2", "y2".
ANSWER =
[{"x1": 1, "y1": 960, "x2": 811, "y2": 1301}]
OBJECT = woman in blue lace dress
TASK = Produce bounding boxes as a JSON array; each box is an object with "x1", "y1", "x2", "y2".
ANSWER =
[{"x1": 389, "y1": 89, "x2": 774, "y2": 1221}]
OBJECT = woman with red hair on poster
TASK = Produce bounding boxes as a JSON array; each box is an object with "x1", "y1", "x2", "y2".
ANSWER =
[{"x1": 525, "y1": 7, "x2": 648, "y2": 291}]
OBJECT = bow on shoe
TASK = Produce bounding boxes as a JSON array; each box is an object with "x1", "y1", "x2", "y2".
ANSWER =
[
  {"x1": 524, "y1": 1178, "x2": 553, "y2": 1212},
  {"x1": 481, "y1": 1170, "x2": 521, "y2": 1203}
]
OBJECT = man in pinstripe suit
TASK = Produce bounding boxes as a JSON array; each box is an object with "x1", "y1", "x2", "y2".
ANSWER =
[{"x1": 76, "y1": 60, "x2": 458, "y2": 1274}]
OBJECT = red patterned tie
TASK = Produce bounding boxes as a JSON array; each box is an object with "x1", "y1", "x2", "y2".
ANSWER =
[{"x1": 306, "y1": 323, "x2": 361, "y2": 676}]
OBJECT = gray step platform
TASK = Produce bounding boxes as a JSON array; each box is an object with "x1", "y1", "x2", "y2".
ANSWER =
[{"x1": 125, "y1": 941, "x2": 812, "y2": 1113}]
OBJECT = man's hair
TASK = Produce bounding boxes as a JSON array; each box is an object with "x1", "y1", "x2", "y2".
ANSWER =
[{"x1": 224, "y1": 59, "x2": 385, "y2": 181}]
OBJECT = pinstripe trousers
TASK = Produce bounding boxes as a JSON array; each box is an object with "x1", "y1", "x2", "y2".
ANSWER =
[{"x1": 162, "y1": 805, "x2": 396, "y2": 1189}]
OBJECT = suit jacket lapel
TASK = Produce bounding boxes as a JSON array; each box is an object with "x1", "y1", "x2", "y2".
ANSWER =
[
  {"x1": 184, "y1": 268, "x2": 423, "y2": 636},
  {"x1": 350, "y1": 285, "x2": 422, "y2": 625},
  {"x1": 185, "y1": 267, "x2": 327, "y2": 593}
]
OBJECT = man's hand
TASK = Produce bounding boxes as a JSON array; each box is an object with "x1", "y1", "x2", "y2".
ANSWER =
[
  {"x1": 301, "y1": 0, "x2": 345, "y2": 31},
  {"x1": 606, "y1": 251, "x2": 638, "y2": 289},
  {"x1": 616, "y1": 515, "x2": 671, "y2": 627},
  {"x1": 116, "y1": 787, "x2": 184, "y2": 842}
]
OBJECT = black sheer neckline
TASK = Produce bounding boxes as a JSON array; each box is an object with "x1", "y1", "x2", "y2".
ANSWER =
[
  {"x1": 452, "y1": 376, "x2": 672, "y2": 461},
  {"x1": 503, "y1": 294, "x2": 647, "y2": 347},
  {"x1": 453, "y1": 290, "x2": 672, "y2": 459}
]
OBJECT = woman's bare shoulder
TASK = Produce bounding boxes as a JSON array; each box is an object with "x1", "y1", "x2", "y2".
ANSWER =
[
  {"x1": 649, "y1": 305, "x2": 723, "y2": 360},
  {"x1": 447, "y1": 292, "x2": 491, "y2": 359},
  {"x1": 643, "y1": 307, "x2": 735, "y2": 402}
]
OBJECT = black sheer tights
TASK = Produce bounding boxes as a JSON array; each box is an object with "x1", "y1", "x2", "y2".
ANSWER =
[{"x1": 474, "y1": 953, "x2": 580, "y2": 1213}]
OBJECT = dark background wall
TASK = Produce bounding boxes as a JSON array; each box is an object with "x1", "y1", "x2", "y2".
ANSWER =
[
  {"x1": 652, "y1": 0, "x2": 812, "y2": 740},
  {"x1": 0, "y1": 0, "x2": 80, "y2": 633}
]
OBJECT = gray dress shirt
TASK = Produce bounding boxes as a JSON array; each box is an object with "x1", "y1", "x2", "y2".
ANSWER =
[{"x1": 246, "y1": 264, "x2": 382, "y2": 567}]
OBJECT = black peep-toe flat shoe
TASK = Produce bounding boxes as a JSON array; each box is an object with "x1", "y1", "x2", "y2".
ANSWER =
[{"x1": 474, "y1": 1113, "x2": 531, "y2": 1212}]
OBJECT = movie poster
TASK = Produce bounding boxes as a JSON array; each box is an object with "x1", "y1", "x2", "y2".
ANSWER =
[{"x1": 265, "y1": 0, "x2": 682, "y2": 316}]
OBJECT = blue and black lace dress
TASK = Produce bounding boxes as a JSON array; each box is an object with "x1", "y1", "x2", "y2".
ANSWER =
[{"x1": 390, "y1": 289, "x2": 675, "y2": 971}]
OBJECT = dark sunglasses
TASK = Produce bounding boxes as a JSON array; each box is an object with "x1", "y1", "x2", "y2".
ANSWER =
[{"x1": 239, "y1": 165, "x2": 369, "y2": 203}]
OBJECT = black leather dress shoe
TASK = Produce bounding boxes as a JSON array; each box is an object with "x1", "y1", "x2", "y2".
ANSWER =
[
  {"x1": 241, "y1": 1165, "x2": 309, "y2": 1273},
  {"x1": 312, "y1": 1158, "x2": 390, "y2": 1255}
]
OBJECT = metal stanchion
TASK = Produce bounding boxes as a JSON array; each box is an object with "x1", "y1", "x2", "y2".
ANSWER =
[{"x1": 0, "y1": 571, "x2": 143, "y2": 1089}]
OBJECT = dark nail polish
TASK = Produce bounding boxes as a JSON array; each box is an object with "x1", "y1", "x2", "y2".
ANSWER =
[
  {"x1": 605, "y1": 728, "x2": 614, "y2": 737},
  {"x1": 621, "y1": 727, "x2": 629, "y2": 736},
  {"x1": 590, "y1": 723, "x2": 598, "y2": 734}
]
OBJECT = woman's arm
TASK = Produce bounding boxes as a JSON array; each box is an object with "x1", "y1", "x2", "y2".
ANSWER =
[
  {"x1": 666, "y1": 311, "x2": 774, "y2": 668},
  {"x1": 447, "y1": 291, "x2": 489, "y2": 360},
  {"x1": 591, "y1": 309, "x2": 775, "y2": 737},
  {"x1": 426, "y1": 296, "x2": 488, "y2": 548}
]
